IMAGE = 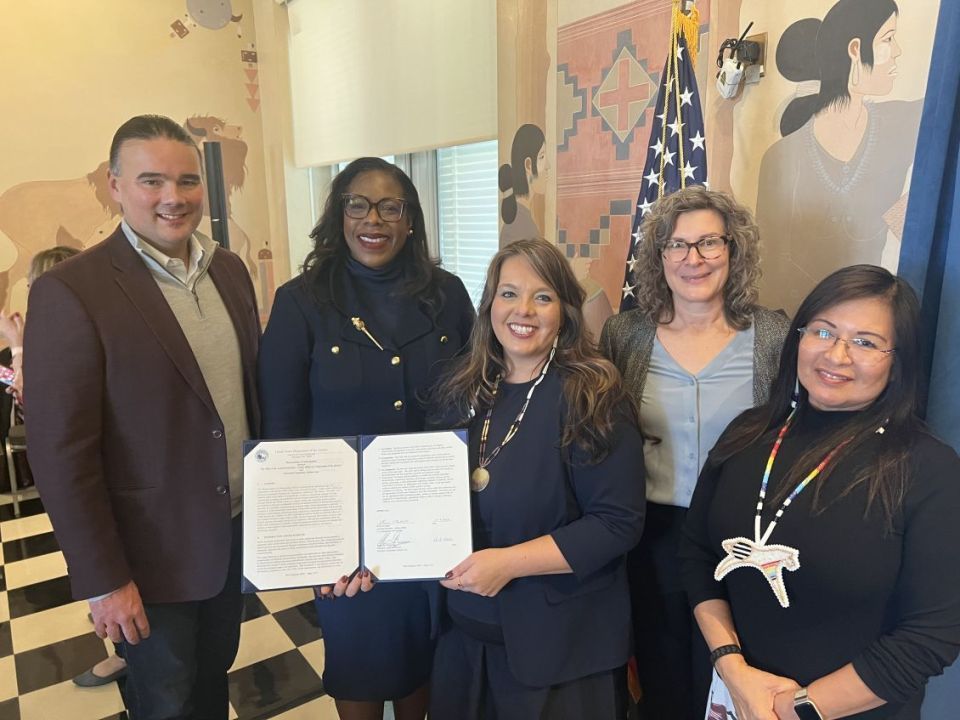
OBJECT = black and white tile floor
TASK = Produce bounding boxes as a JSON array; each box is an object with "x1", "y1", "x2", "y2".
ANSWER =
[{"x1": 0, "y1": 493, "x2": 351, "y2": 720}]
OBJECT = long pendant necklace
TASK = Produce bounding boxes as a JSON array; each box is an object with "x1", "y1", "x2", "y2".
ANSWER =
[
  {"x1": 713, "y1": 408, "x2": 852, "y2": 608},
  {"x1": 470, "y1": 343, "x2": 556, "y2": 492}
]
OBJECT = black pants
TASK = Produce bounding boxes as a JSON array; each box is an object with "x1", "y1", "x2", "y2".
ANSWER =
[
  {"x1": 121, "y1": 517, "x2": 243, "y2": 720},
  {"x1": 630, "y1": 503, "x2": 711, "y2": 720}
]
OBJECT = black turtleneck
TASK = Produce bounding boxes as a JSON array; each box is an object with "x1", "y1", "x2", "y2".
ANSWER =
[
  {"x1": 344, "y1": 255, "x2": 411, "y2": 346},
  {"x1": 681, "y1": 405, "x2": 960, "y2": 719}
]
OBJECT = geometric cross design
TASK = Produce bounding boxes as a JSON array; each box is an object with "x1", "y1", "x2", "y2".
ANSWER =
[{"x1": 594, "y1": 46, "x2": 655, "y2": 143}]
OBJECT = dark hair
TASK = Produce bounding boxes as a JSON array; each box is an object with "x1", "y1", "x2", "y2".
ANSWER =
[
  {"x1": 109, "y1": 115, "x2": 200, "y2": 174},
  {"x1": 779, "y1": 0, "x2": 899, "y2": 136},
  {"x1": 632, "y1": 186, "x2": 761, "y2": 330},
  {"x1": 712, "y1": 264, "x2": 923, "y2": 529},
  {"x1": 29, "y1": 246, "x2": 82, "y2": 284},
  {"x1": 499, "y1": 124, "x2": 546, "y2": 224},
  {"x1": 301, "y1": 157, "x2": 441, "y2": 311},
  {"x1": 432, "y1": 238, "x2": 633, "y2": 461}
]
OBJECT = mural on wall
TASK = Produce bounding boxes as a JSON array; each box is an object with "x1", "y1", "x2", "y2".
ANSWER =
[
  {"x1": 0, "y1": 0, "x2": 276, "y2": 324},
  {"x1": 497, "y1": 0, "x2": 555, "y2": 251},
  {"x1": 555, "y1": 0, "x2": 710, "y2": 337},
  {"x1": 499, "y1": 124, "x2": 551, "y2": 245},
  {"x1": 0, "y1": 116, "x2": 257, "y2": 308},
  {"x1": 755, "y1": 0, "x2": 921, "y2": 314}
]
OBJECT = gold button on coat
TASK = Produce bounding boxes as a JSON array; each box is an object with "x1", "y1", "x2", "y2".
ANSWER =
[
  {"x1": 391, "y1": 356, "x2": 401, "y2": 366},
  {"x1": 331, "y1": 345, "x2": 340, "y2": 354},
  {"x1": 394, "y1": 400, "x2": 403, "y2": 410},
  {"x1": 440, "y1": 335, "x2": 449, "y2": 344}
]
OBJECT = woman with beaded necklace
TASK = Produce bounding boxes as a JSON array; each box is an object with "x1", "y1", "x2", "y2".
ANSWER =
[
  {"x1": 681, "y1": 265, "x2": 960, "y2": 720},
  {"x1": 428, "y1": 238, "x2": 645, "y2": 719}
]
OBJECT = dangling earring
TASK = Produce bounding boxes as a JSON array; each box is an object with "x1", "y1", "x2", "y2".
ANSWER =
[
  {"x1": 850, "y1": 60, "x2": 861, "y2": 87},
  {"x1": 408, "y1": 229, "x2": 414, "y2": 235},
  {"x1": 791, "y1": 377, "x2": 800, "y2": 409}
]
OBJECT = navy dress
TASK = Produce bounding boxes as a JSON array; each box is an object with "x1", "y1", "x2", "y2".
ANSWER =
[
  {"x1": 429, "y1": 370, "x2": 646, "y2": 718},
  {"x1": 258, "y1": 258, "x2": 474, "y2": 700}
]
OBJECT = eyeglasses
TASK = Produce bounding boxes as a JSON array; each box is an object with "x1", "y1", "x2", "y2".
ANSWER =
[
  {"x1": 797, "y1": 326, "x2": 895, "y2": 365},
  {"x1": 342, "y1": 194, "x2": 409, "y2": 222},
  {"x1": 661, "y1": 235, "x2": 728, "y2": 262}
]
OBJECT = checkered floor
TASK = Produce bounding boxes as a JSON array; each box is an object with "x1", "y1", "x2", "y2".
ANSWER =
[{"x1": 0, "y1": 493, "x2": 349, "y2": 720}]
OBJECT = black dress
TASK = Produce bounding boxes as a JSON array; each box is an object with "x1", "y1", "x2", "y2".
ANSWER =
[
  {"x1": 681, "y1": 405, "x2": 960, "y2": 719},
  {"x1": 258, "y1": 258, "x2": 475, "y2": 700}
]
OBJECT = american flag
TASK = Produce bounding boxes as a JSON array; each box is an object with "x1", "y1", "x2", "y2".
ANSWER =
[{"x1": 620, "y1": 3, "x2": 708, "y2": 311}]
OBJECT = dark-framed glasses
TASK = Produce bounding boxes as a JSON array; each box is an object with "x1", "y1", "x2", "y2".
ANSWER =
[
  {"x1": 662, "y1": 235, "x2": 728, "y2": 262},
  {"x1": 342, "y1": 193, "x2": 409, "y2": 222},
  {"x1": 797, "y1": 326, "x2": 895, "y2": 365}
]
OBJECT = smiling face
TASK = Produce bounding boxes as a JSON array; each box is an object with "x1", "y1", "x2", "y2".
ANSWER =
[
  {"x1": 342, "y1": 170, "x2": 412, "y2": 269},
  {"x1": 798, "y1": 296, "x2": 896, "y2": 412},
  {"x1": 661, "y1": 208, "x2": 730, "y2": 311},
  {"x1": 490, "y1": 255, "x2": 562, "y2": 382},
  {"x1": 856, "y1": 13, "x2": 901, "y2": 96},
  {"x1": 108, "y1": 137, "x2": 204, "y2": 257}
]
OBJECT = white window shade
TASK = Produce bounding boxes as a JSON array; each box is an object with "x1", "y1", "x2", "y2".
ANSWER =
[
  {"x1": 438, "y1": 140, "x2": 499, "y2": 306},
  {"x1": 287, "y1": 0, "x2": 497, "y2": 168}
]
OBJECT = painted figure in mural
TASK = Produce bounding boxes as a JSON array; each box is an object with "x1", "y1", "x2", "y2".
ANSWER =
[
  {"x1": 756, "y1": 0, "x2": 921, "y2": 315},
  {"x1": 600, "y1": 187, "x2": 789, "y2": 720},
  {"x1": 499, "y1": 123, "x2": 550, "y2": 247},
  {"x1": 0, "y1": 115, "x2": 255, "y2": 311}
]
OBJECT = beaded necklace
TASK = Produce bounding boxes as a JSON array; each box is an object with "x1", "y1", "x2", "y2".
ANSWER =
[
  {"x1": 470, "y1": 343, "x2": 556, "y2": 492},
  {"x1": 713, "y1": 407, "x2": 853, "y2": 608}
]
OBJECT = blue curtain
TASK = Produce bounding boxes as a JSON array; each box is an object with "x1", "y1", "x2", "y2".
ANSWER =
[{"x1": 897, "y1": 2, "x2": 960, "y2": 717}]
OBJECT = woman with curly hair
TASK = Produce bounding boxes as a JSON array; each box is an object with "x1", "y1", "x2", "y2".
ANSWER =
[
  {"x1": 429, "y1": 238, "x2": 645, "y2": 718},
  {"x1": 600, "y1": 186, "x2": 790, "y2": 719},
  {"x1": 259, "y1": 157, "x2": 475, "y2": 720}
]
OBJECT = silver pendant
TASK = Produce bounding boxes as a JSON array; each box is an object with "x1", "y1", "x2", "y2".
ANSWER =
[
  {"x1": 714, "y1": 536, "x2": 800, "y2": 608},
  {"x1": 470, "y1": 467, "x2": 490, "y2": 492}
]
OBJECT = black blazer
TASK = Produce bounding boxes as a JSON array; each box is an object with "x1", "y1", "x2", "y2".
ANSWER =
[
  {"x1": 258, "y1": 268, "x2": 475, "y2": 439},
  {"x1": 448, "y1": 372, "x2": 646, "y2": 687}
]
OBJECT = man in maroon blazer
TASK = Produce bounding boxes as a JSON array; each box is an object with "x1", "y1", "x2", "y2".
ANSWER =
[{"x1": 24, "y1": 115, "x2": 260, "y2": 720}]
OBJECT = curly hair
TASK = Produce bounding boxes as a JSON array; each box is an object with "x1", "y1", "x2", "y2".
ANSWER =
[
  {"x1": 300, "y1": 157, "x2": 443, "y2": 313},
  {"x1": 432, "y1": 238, "x2": 634, "y2": 462},
  {"x1": 630, "y1": 186, "x2": 761, "y2": 330}
]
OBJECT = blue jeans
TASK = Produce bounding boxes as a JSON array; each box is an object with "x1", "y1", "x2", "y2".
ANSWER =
[{"x1": 121, "y1": 517, "x2": 243, "y2": 720}]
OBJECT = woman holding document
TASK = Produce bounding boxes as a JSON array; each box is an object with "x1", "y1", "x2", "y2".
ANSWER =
[
  {"x1": 259, "y1": 157, "x2": 474, "y2": 720},
  {"x1": 428, "y1": 238, "x2": 646, "y2": 719}
]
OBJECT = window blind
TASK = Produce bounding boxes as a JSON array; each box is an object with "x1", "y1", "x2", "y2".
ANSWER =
[{"x1": 437, "y1": 140, "x2": 499, "y2": 306}]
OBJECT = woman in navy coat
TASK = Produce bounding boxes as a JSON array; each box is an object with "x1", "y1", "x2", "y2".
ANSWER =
[
  {"x1": 428, "y1": 239, "x2": 646, "y2": 719},
  {"x1": 258, "y1": 157, "x2": 474, "y2": 720}
]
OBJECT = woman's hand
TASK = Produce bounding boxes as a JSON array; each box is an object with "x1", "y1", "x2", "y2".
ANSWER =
[
  {"x1": 0, "y1": 311, "x2": 23, "y2": 348},
  {"x1": 313, "y1": 569, "x2": 376, "y2": 600},
  {"x1": 717, "y1": 655, "x2": 800, "y2": 720},
  {"x1": 441, "y1": 548, "x2": 515, "y2": 597},
  {"x1": 773, "y1": 689, "x2": 802, "y2": 720}
]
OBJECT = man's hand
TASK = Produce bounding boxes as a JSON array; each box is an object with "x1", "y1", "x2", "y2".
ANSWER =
[{"x1": 89, "y1": 580, "x2": 150, "y2": 645}]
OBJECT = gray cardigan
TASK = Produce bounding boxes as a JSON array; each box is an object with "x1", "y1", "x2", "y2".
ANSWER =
[{"x1": 599, "y1": 306, "x2": 791, "y2": 408}]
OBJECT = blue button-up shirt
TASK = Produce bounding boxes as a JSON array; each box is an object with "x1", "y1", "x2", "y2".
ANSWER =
[{"x1": 641, "y1": 325, "x2": 755, "y2": 507}]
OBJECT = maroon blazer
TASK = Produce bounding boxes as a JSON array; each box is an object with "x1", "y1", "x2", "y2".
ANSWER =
[{"x1": 24, "y1": 227, "x2": 260, "y2": 603}]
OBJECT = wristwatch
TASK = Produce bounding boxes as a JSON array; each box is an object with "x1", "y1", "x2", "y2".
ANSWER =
[{"x1": 794, "y1": 688, "x2": 825, "y2": 720}]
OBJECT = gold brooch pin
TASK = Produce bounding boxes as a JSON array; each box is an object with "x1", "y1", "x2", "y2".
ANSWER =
[{"x1": 351, "y1": 317, "x2": 385, "y2": 351}]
